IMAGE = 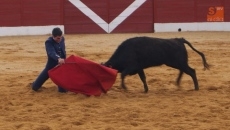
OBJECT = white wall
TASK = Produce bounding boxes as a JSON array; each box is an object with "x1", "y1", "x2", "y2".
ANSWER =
[
  {"x1": 0, "y1": 25, "x2": 64, "y2": 36},
  {"x1": 1, "y1": 23, "x2": 230, "y2": 36},
  {"x1": 154, "y1": 22, "x2": 230, "y2": 32}
]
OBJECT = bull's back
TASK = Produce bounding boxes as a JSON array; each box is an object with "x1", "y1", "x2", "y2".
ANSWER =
[
  {"x1": 108, "y1": 37, "x2": 187, "y2": 70},
  {"x1": 124, "y1": 37, "x2": 185, "y2": 61}
]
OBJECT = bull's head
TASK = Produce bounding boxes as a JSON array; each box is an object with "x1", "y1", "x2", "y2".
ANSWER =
[{"x1": 101, "y1": 62, "x2": 113, "y2": 68}]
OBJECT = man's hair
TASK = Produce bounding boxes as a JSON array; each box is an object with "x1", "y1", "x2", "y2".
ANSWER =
[{"x1": 52, "y1": 27, "x2": 63, "y2": 37}]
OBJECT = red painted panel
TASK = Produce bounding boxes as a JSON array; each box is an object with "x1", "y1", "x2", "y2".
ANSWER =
[
  {"x1": 109, "y1": 1, "x2": 152, "y2": 23},
  {"x1": 112, "y1": 23, "x2": 153, "y2": 33},
  {"x1": 64, "y1": 0, "x2": 153, "y2": 33},
  {"x1": 22, "y1": 0, "x2": 62, "y2": 26},
  {"x1": 65, "y1": 24, "x2": 106, "y2": 34},
  {"x1": 196, "y1": 0, "x2": 223, "y2": 22},
  {"x1": 154, "y1": 0, "x2": 230, "y2": 23},
  {"x1": 81, "y1": 0, "x2": 108, "y2": 23},
  {"x1": 0, "y1": 0, "x2": 21, "y2": 26},
  {"x1": 64, "y1": 0, "x2": 105, "y2": 33},
  {"x1": 64, "y1": 1, "x2": 105, "y2": 24},
  {"x1": 154, "y1": 0, "x2": 195, "y2": 23},
  {"x1": 108, "y1": 0, "x2": 134, "y2": 22},
  {"x1": 224, "y1": 0, "x2": 230, "y2": 21},
  {"x1": 196, "y1": 0, "x2": 223, "y2": 6},
  {"x1": 111, "y1": 0, "x2": 153, "y2": 33}
]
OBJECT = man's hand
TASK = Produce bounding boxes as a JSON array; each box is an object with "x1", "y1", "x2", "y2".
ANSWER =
[{"x1": 58, "y1": 58, "x2": 65, "y2": 65}]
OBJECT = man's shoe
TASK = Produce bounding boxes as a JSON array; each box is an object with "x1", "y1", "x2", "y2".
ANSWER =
[
  {"x1": 58, "y1": 87, "x2": 68, "y2": 93},
  {"x1": 27, "y1": 82, "x2": 39, "y2": 91}
]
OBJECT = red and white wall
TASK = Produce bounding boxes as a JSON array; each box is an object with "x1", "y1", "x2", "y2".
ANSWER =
[
  {"x1": 0, "y1": 0, "x2": 65, "y2": 36},
  {"x1": 154, "y1": 0, "x2": 230, "y2": 32},
  {"x1": 65, "y1": 0, "x2": 153, "y2": 34},
  {"x1": 0, "y1": 0, "x2": 229, "y2": 36}
]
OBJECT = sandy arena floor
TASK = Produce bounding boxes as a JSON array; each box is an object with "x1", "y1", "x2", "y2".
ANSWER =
[{"x1": 0, "y1": 32, "x2": 230, "y2": 130}]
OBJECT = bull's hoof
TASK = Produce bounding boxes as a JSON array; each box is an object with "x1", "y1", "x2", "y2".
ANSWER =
[
  {"x1": 144, "y1": 89, "x2": 148, "y2": 93},
  {"x1": 195, "y1": 87, "x2": 199, "y2": 91},
  {"x1": 122, "y1": 86, "x2": 127, "y2": 90}
]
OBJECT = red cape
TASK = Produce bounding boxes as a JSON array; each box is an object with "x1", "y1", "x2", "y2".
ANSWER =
[{"x1": 48, "y1": 55, "x2": 117, "y2": 96}]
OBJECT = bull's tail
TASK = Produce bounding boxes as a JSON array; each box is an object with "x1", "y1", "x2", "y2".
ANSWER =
[{"x1": 181, "y1": 38, "x2": 210, "y2": 70}]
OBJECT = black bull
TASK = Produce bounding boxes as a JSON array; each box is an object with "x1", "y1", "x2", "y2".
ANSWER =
[{"x1": 102, "y1": 37, "x2": 210, "y2": 92}]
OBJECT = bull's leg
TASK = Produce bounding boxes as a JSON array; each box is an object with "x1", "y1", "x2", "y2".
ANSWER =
[
  {"x1": 138, "y1": 70, "x2": 148, "y2": 93},
  {"x1": 176, "y1": 70, "x2": 184, "y2": 86},
  {"x1": 183, "y1": 66, "x2": 199, "y2": 90},
  {"x1": 120, "y1": 72, "x2": 128, "y2": 90}
]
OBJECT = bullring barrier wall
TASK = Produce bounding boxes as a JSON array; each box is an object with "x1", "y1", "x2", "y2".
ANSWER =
[{"x1": 0, "y1": 0, "x2": 229, "y2": 36}]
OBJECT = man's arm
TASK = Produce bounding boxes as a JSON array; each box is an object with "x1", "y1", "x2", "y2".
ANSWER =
[{"x1": 45, "y1": 40, "x2": 60, "y2": 61}]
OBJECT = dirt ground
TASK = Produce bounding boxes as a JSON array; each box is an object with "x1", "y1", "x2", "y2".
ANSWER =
[{"x1": 0, "y1": 32, "x2": 230, "y2": 130}]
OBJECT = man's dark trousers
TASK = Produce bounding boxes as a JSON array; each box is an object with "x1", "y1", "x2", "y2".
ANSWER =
[{"x1": 32, "y1": 63, "x2": 66, "y2": 92}]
